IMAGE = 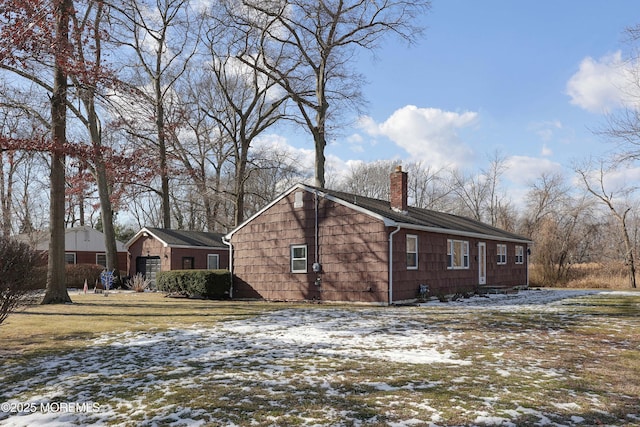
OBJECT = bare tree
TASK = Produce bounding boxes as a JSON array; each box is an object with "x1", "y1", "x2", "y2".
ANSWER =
[
  {"x1": 449, "y1": 153, "x2": 511, "y2": 226},
  {"x1": 42, "y1": 0, "x2": 73, "y2": 304},
  {"x1": 597, "y1": 25, "x2": 640, "y2": 161},
  {"x1": 109, "y1": 0, "x2": 200, "y2": 229},
  {"x1": 404, "y1": 161, "x2": 454, "y2": 211},
  {"x1": 522, "y1": 171, "x2": 597, "y2": 285},
  {"x1": 339, "y1": 160, "x2": 396, "y2": 199},
  {"x1": 576, "y1": 160, "x2": 638, "y2": 288},
  {"x1": 0, "y1": 108, "x2": 32, "y2": 236},
  {"x1": 170, "y1": 72, "x2": 233, "y2": 231},
  {"x1": 234, "y1": 0, "x2": 431, "y2": 188},
  {"x1": 196, "y1": 11, "x2": 289, "y2": 226},
  {"x1": 67, "y1": 1, "x2": 124, "y2": 279}
]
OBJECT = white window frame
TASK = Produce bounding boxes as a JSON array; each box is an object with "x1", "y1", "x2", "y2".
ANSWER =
[
  {"x1": 497, "y1": 244, "x2": 507, "y2": 265},
  {"x1": 65, "y1": 252, "x2": 77, "y2": 264},
  {"x1": 291, "y1": 244, "x2": 308, "y2": 273},
  {"x1": 515, "y1": 246, "x2": 524, "y2": 264},
  {"x1": 207, "y1": 254, "x2": 220, "y2": 270},
  {"x1": 96, "y1": 253, "x2": 107, "y2": 267},
  {"x1": 406, "y1": 234, "x2": 418, "y2": 270},
  {"x1": 447, "y1": 239, "x2": 469, "y2": 270}
]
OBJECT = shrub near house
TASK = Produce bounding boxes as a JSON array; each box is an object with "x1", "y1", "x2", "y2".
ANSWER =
[{"x1": 157, "y1": 270, "x2": 231, "y2": 299}]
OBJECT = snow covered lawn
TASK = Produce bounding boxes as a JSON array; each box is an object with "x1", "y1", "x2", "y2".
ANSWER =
[{"x1": 1, "y1": 289, "x2": 639, "y2": 426}]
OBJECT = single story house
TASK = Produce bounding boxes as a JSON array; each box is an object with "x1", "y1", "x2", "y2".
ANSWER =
[
  {"x1": 225, "y1": 166, "x2": 532, "y2": 304},
  {"x1": 126, "y1": 227, "x2": 229, "y2": 284},
  {"x1": 15, "y1": 226, "x2": 128, "y2": 268}
]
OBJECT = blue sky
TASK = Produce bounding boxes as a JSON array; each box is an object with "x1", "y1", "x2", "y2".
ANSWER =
[{"x1": 260, "y1": 0, "x2": 640, "y2": 199}]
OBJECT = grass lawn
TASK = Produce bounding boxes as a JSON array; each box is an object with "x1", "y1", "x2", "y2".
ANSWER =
[{"x1": 0, "y1": 289, "x2": 639, "y2": 426}]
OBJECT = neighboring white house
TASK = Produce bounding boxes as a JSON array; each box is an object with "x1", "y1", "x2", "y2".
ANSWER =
[{"x1": 15, "y1": 226, "x2": 128, "y2": 267}]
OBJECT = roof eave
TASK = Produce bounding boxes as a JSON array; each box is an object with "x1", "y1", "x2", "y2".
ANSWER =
[
  {"x1": 393, "y1": 222, "x2": 533, "y2": 244},
  {"x1": 165, "y1": 244, "x2": 227, "y2": 250},
  {"x1": 125, "y1": 227, "x2": 171, "y2": 248},
  {"x1": 225, "y1": 183, "x2": 309, "y2": 240}
]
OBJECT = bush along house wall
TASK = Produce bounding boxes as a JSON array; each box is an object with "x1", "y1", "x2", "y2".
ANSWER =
[{"x1": 157, "y1": 269, "x2": 231, "y2": 299}]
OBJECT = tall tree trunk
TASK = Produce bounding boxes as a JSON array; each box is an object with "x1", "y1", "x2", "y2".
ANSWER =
[
  {"x1": 619, "y1": 210, "x2": 637, "y2": 288},
  {"x1": 313, "y1": 70, "x2": 328, "y2": 189},
  {"x1": 313, "y1": 131, "x2": 326, "y2": 189},
  {"x1": 42, "y1": 0, "x2": 72, "y2": 304},
  {"x1": 0, "y1": 151, "x2": 13, "y2": 236},
  {"x1": 155, "y1": 79, "x2": 171, "y2": 229},
  {"x1": 234, "y1": 142, "x2": 249, "y2": 226}
]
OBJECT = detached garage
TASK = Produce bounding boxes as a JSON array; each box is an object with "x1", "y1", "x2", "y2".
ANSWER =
[{"x1": 126, "y1": 227, "x2": 229, "y2": 285}]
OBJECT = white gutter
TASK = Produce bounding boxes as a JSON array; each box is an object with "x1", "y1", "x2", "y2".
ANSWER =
[
  {"x1": 388, "y1": 225, "x2": 402, "y2": 306},
  {"x1": 222, "y1": 236, "x2": 233, "y2": 299}
]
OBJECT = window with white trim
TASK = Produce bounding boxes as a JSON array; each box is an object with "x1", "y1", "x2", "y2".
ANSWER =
[
  {"x1": 515, "y1": 246, "x2": 524, "y2": 264},
  {"x1": 497, "y1": 244, "x2": 507, "y2": 264},
  {"x1": 291, "y1": 244, "x2": 308, "y2": 273},
  {"x1": 447, "y1": 239, "x2": 469, "y2": 269},
  {"x1": 406, "y1": 235, "x2": 418, "y2": 269},
  {"x1": 65, "y1": 252, "x2": 76, "y2": 264},
  {"x1": 207, "y1": 254, "x2": 220, "y2": 269},
  {"x1": 96, "y1": 253, "x2": 107, "y2": 267}
]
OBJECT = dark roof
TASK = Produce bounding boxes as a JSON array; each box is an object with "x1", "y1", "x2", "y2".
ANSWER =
[
  {"x1": 311, "y1": 186, "x2": 531, "y2": 243},
  {"x1": 146, "y1": 228, "x2": 227, "y2": 248}
]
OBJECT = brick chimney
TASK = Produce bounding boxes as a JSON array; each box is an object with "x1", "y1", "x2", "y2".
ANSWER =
[{"x1": 390, "y1": 165, "x2": 408, "y2": 213}]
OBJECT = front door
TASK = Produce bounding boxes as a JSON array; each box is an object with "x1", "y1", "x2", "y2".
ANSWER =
[{"x1": 478, "y1": 242, "x2": 486, "y2": 285}]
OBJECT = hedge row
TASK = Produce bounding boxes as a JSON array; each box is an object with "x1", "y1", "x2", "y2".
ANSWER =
[{"x1": 156, "y1": 269, "x2": 231, "y2": 299}]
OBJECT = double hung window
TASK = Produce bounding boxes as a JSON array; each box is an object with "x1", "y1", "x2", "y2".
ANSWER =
[
  {"x1": 497, "y1": 244, "x2": 507, "y2": 264},
  {"x1": 447, "y1": 239, "x2": 469, "y2": 269},
  {"x1": 406, "y1": 235, "x2": 418, "y2": 269},
  {"x1": 291, "y1": 245, "x2": 308, "y2": 273},
  {"x1": 515, "y1": 246, "x2": 524, "y2": 264}
]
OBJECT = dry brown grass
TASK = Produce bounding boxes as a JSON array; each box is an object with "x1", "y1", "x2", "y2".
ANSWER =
[
  {"x1": 530, "y1": 262, "x2": 633, "y2": 289},
  {"x1": 0, "y1": 290, "x2": 638, "y2": 426},
  {"x1": 0, "y1": 290, "x2": 284, "y2": 359}
]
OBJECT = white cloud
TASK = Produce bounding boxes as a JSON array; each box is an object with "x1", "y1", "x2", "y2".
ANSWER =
[
  {"x1": 541, "y1": 144, "x2": 553, "y2": 157},
  {"x1": 528, "y1": 120, "x2": 563, "y2": 142},
  {"x1": 253, "y1": 134, "x2": 356, "y2": 186},
  {"x1": 358, "y1": 106, "x2": 478, "y2": 168},
  {"x1": 504, "y1": 156, "x2": 563, "y2": 186},
  {"x1": 566, "y1": 51, "x2": 640, "y2": 113},
  {"x1": 254, "y1": 134, "x2": 315, "y2": 171}
]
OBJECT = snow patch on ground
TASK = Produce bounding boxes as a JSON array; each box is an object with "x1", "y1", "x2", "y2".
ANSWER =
[{"x1": 0, "y1": 289, "x2": 637, "y2": 426}]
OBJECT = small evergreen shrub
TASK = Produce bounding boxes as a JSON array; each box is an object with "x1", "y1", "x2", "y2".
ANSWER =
[{"x1": 156, "y1": 269, "x2": 231, "y2": 299}]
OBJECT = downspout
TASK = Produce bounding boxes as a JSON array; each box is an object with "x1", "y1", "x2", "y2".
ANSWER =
[
  {"x1": 526, "y1": 245, "x2": 530, "y2": 289},
  {"x1": 313, "y1": 190, "x2": 322, "y2": 287},
  {"x1": 222, "y1": 236, "x2": 233, "y2": 299},
  {"x1": 315, "y1": 190, "x2": 319, "y2": 266},
  {"x1": 388, "y1": 225, "x2": 401, "y2": 305}
]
